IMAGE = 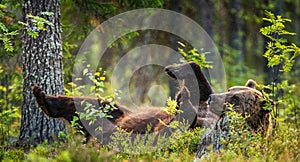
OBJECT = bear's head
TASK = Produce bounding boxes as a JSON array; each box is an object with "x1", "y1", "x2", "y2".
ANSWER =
[
  {"x1": 208, "y1": 80, "x2": 272, "y2": 134},
  {"x1": 195, "y1": 80, "x2": 273, "y2": 158}
]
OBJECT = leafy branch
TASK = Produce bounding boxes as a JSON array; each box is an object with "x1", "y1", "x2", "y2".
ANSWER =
[
  {"x1": 260, "y1": 11, "x2": 300, "y2": 72},
  {"x1": 1, "y1": 6, "x2": 54, "y2": 52},
  {"x1": 0, "y1": 4, "x2": 19, "y2": 52},
  {"x1": 178, "y1": 42, "x2": 213, "y2": 69},
  {"x1": 18, "y1": 12, "x2": 54, "y2": 39}
]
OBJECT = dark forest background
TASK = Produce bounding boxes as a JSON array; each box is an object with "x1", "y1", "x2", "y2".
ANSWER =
[{"x1": 2, "y1": 0, "x2": 300, "y2": 89}]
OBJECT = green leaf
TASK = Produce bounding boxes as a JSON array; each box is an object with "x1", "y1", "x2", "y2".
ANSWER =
[
  {"x1": 0, "y1": 22, "x2": 8, "y2": 32},
  {"x1": 0, "y1": 4, "x2": 7, "y2": 9},
  {"x1": 28, "y1": 30, "x2": 38, "y2": 39}
]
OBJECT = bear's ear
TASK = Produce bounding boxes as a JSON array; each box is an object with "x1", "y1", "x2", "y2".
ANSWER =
[{"x1": 245, "y1": 79, "x2": 256, "y2": 89}]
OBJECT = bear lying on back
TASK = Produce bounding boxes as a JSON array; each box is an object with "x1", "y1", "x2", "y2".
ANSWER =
[{"x1": 33, "y1": 61, "x2": 273, "y2": 147}]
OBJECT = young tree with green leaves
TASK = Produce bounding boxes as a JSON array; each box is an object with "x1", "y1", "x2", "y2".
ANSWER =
[{"x1": 260, "y1": 11, "x2": 300, "y2": 124}]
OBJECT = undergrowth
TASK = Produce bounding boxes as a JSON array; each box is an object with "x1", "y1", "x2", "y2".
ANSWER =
[{"x1": 1, "y1": 120, "x2": 299, "y2": 161}]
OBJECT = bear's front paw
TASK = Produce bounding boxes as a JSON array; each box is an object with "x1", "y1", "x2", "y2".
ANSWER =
[{"x1": 32, "y1": 86, "x2": 45, "y2": 98}]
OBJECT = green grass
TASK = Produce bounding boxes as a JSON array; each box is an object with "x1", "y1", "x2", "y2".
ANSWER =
[{"x1": 1, "y1": 121, "x2": 299, "y2": 162}]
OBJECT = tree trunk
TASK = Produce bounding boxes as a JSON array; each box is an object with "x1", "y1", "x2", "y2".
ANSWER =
[{"x1": 19, "y1": 0, "x2": 66, "y2": 147}]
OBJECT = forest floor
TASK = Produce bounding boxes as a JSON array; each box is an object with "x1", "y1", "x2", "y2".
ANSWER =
[{"x1": 1, "y1": 121, "x2": 299, "y2": 162}]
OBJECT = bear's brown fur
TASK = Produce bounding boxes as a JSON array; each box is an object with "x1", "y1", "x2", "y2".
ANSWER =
[
  {"x1": 195, "y1": 80, "x2": 273, "y2": 158},
  {"x1": 208, "y1": 81, "x2": 272, "y2": 134},
  {"x1": 165, "y1": 62, "x2": 213, "y2": 102},
  {"x1": 32, "y1": 86, "x2": 130, "y2": 140},
  {"x1": 32, "y1": 86, "x2": 130, "y2": 122},
  {"x1": 32, "y1": 81, "x2": 196, "y2": 141},
  {"x1": 164, "y1": 62, "x2": 218, "y2": 127}
]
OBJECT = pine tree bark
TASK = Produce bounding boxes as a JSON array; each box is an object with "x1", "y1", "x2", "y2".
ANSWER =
[{"x1": 19, "y1": 0, "x2": 66, "y2": 146}]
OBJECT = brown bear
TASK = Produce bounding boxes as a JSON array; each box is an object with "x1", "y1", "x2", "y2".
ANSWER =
[
  {"x1": 33, "y1": 61, "x2": 272, "y2": 150},
  {"x1": 32, "y1": 80, "x2": 197, "y2": 142}
]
